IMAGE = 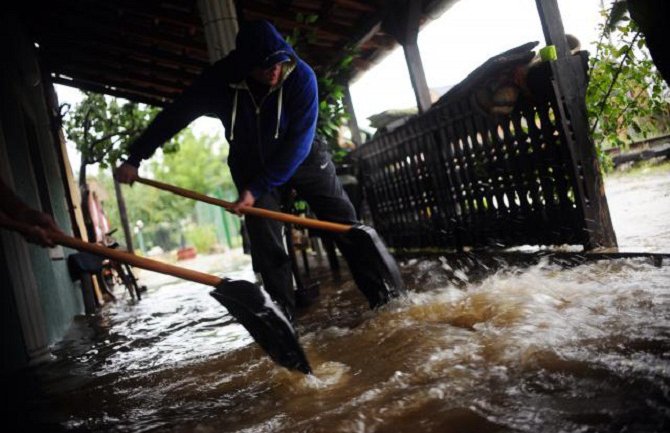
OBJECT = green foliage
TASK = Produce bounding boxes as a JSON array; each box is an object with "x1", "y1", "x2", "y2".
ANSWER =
[
  {"x1": 317, "y1": 54, "x2": 355, "y2": 160},
  {"x1": 149, "y1": 129, "x2": 232, "y2": 195},
  {"x1": 586, "y1": 5, "x2": 670, "y2": 169},
  {"x1": 285, "y1": 13, "x2": 319, "y2": 48},
  {"x1": 184, "y1": 224, "x2": 217, "y2": 253},
  {"x1": 144, "y1": 223, "x2": 180, "y2": 251},
  {"x1": 63, "y1": 92, "x2": 166, "y2": 170},
  {"x1": 88, "y1": 121, "x2": 233, "y2": 252},
  {"x1": 286, "y1": 13, "x2": 356, "y2": 163},
  {"x1": 93, "y1": 170, "x2": 180, "y2": 250},
  {"x1": 92, "y1": 130, "x2": 231, "y2": 249},
  {"x1": 293, "y1": 199, "x2": 308, "y2": 213}
]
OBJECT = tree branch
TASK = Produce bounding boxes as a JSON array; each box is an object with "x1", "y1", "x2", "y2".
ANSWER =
[{"x1": 590, "y1": 30, "x2": 641, "y2": 135}]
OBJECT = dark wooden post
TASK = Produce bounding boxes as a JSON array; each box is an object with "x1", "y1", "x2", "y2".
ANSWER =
[
  {"x1": 404, "y1": 42, "x2": 432, "y2": 113},
  {"x1": 344, "y1": 85, "x2": 362, "y2": 146},
  {"x1": 79, "y1": 273, "x2": 98, "y2": 314},
  {"x1": 383, "y1": 0, "x2": 432, "y2": 113},
  {"x1": 535, "y1": 0, "x2": 618, "y2": 249},
  {"x1": 113, "y1": 176, "x2": 134, "y2": 253}
]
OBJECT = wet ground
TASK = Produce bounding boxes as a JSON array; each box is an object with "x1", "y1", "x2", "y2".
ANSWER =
[
  {"x1": 6, "y1": 168, "x2": 670, "y2": 433},
  {"x1": 605, "y1": 166, "x2": 670, "y2": 252}
]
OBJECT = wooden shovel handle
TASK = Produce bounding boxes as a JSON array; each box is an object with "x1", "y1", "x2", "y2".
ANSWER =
[
  {"x1": 136, "y1": 177, "x2": 352, "y2": 234},
  {"x1": 0, "y1": 216, "x2": 221, "y2": 287}
]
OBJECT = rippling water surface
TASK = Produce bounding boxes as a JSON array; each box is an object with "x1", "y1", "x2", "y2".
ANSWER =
[{"x1": 12, "y1": 171, "x2": 670, "y2": 433}]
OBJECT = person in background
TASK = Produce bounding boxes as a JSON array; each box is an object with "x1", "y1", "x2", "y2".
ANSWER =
[{"x1": 0, "y1": 177, "x2": 62, "y2": 247}]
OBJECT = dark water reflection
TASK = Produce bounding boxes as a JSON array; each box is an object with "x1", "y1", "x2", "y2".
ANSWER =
[{"x1": 11, "y1": 253, "x2": 670, "y2": 433}]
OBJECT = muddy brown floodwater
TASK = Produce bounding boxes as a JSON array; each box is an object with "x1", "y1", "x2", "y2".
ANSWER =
[{"x1": 8, "y1": 169, "x2": 670, "y2": 433}]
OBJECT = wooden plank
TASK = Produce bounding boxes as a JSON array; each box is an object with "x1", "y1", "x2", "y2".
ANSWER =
[
  {"x1": 40, "y1": 76, "x2": 88, "y2": 241},
  {"x1": 403, "y1": 41, "x2": 432, "y2": 113},
  {"x1": 472, "y1": 112, "x2": 508, "y2": 244},
  {"x1": 517, "y1": 105, "x2": 557, "y2": 229},
  {"x1": 554, "y1": 58, "x2": 617, "y2": 247},
  {"x1": 51, "y1": 76, "x2": 174, "y2": 107},
  {"x1": 334, "y1": 0, "x2": 376, "y2": 13},
  {"x1": 87, "y1": 0, "x2": 203, "y2": 28},
  {"x1": 38, "y1": 32, "x2": 209, "y2": 70},
  {"x1": 113, "y1": 177, "x2": 134, "y2": 253},
  {"x1": 352, "y1": 39, "x2": 612, "y2": 250},
  {"x1": 45, "y1": 53, "x2": 197, "y2": 91},
  {"x1": 446, "y1": 104, "x2": 474, "y2": 247},
  {"x1": 403, "y1": 123, "x2": 431, "y2": 246},
  {"x1": 535, "y1": 100, "x2": 569, "y2": 213},
  {"x1": 51, "y1": 64, "x2": 183, "y2": 98},
  {"x1": 612, "y1": 144, "x2": 670, "y2": 166},
  {"x1": 319, "y1": 0, "x2": 337, "y2": 20},
  {"x1": 382, "y1": 0, "x2": 432, "y2": 113},
  {"x1": 434, "y1": 111, "x2": 463, "y2": 247},
  {"x1": 41, "y1": 12, "x2": 209, "y2": 58},
  {"x1": 534, "y1": 0, "x2": 569, "y2": 58},
  {"x1": 535, "y1": 0, "x2": 619, "y2": 249},
  {"x1": 344, "y1": 86, "x2": 362, "y2": 147},
  {"x1": 464, "y1": 109, "x2": 496, "y2": 241}
]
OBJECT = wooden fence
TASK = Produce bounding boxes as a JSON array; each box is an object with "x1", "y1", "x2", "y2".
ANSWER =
[{"x1": 354, "y1": 61, "x2": 607, "y2": 251}]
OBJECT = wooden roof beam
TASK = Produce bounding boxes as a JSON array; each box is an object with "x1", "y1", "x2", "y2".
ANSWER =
[
  {"x1": 318, "y1": 0, "x2": 336, "y2": 21},
  {"x1": 38, "y1": 32, "x2": 209, "y2": 70},
  {"x1": 49, "y1": 0, "x2": 204, "y2": 39},
  {"x1": 51, "y1": 75, "x2": 174, "y2": 107},
  {"x1": 534, "y1": 0, "x2": 617, "y2": 248},
  {"x1": 108, "y1": 0, "x2": 203, "y2": 28},
  {"x1": 242, "y1": 9, "x2": 348, "y2": 41},
  {"x1": 51, "y1": 65, "x2": 183, "y2": 97},
  {"x1": 383, "y1": 0, "x2": 431, "y2": 113},
  {"x1": 334, "y1": 0, "x2": 376, "y2": 13},
  {"x1": 44, "y1": 52, "x2": 198, "y2": 88},
  {"x1": 45, "y1": 13, "x2": 208, "y2": 58}
]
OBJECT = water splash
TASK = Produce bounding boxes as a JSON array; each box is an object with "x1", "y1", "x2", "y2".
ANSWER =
[{"x1": 14, "y1": 255, "x2": 670, "y2": 433}]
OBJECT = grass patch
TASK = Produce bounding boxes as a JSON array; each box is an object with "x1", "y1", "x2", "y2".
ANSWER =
[{"x1": 605, "y1": 158, "x2": 670, "y2": 179}]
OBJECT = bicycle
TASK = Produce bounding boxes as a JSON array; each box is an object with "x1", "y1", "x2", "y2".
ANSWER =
[{"x1": 100, "y1": 229, "x2": 147, "y2": 301}]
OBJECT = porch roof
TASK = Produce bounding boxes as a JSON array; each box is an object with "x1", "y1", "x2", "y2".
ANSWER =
[{"x1": 25, "y1": 0, "x2": 458, "y2": 106}]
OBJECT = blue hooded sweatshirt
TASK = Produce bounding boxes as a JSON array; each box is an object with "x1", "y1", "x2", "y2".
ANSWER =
[{"x1": 126, "y1": 20, "x2": 318, "y2": 198}]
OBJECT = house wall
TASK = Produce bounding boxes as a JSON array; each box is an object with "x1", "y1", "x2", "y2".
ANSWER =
[
  {"x1": 0, "y1": 12, "x2": 83, "y2": 374},
  {"x1": 0, "y1": 244, "x2": 28, "y2": 372}
]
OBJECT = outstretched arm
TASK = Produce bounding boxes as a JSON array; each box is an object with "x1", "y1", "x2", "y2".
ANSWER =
[
  {"x1": 117, "y1": 63, "x2": 223, "y2": 183},
  {"x1": 0, "y1": 178, "x2": 62, "y2": 247}
]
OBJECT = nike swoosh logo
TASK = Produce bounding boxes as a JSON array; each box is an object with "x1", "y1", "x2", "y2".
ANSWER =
[{"x1": 320, "y1": 162, "x2": 329, "y2": 169}]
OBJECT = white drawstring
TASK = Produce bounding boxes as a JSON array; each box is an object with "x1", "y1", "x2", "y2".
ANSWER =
[
  {"x1": 230, "y1": 84, "x2": 282, "y2": 141},
  {"x1": 274, "y1": 86, "x2": 283, "y2": 139},
  {"x1": 230, "y1": 88, "x2": 239, "y2": 141}
]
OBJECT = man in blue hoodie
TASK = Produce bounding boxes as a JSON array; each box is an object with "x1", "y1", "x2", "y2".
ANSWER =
[{"x1": 116, "y1": 21, "x2": 377, "y2": 321}]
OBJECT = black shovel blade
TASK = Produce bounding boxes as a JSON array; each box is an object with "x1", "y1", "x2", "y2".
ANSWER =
[
  {"x1": 210, "y1": 279, "x2": 312, "y2": 374},
  {"x1": 341, "y1": 224, "x2": 406, "y2": 309}
]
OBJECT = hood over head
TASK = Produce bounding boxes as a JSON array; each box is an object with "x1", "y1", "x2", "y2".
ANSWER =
[{"x1": 228, "y1": 20, "x2": 296, "y2": 80}]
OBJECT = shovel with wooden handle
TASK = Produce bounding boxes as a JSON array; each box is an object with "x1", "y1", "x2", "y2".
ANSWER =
[
  {"x1": 135, "y1": 177, "x2": 406, "y2": 308},
  {"x1": 0, "y1": 215, "x2": 312, "y2": 374}
]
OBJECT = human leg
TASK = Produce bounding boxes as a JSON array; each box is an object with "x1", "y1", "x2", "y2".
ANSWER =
[
  {"x1": 243, "y1": 190, "x2": 296, "y2": 320},
  {"x1": 291, "y1": 148, "x2": 401, "y2": 307}
]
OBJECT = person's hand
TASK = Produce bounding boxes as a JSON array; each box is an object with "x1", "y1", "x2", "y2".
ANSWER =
[
  {"x1": 114, "y1": 163, "x2": 139, "y2": 185},
  {"x1": 15, "y1": 208, "x2": 63, "y2": 247},
  {"x1": 230, "y1": 189, "x2": 256, "y2": 215}
]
